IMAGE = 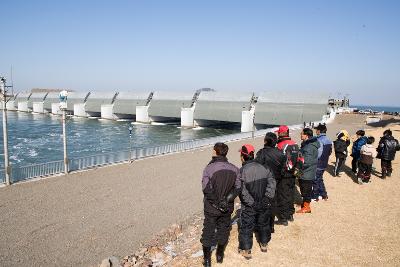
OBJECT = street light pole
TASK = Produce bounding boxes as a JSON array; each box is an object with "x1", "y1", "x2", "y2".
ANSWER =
[
  {"x1": 0, "y1": 77, "x2": 11, "y2": 185},
  {"x1": 128, "y1": 125, "x2": 133, "y2": 162},
  {"x1": 252, "y1": 113, "x2": 255, "y2": 139},
  {"x1": 59, "y1": 90, "x2": 69, "y2": 174}
]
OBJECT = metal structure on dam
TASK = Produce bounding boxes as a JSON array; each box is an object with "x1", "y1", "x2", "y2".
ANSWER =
[{"x1": 6, "y1": 89, "x2": 331, "y2": 132}]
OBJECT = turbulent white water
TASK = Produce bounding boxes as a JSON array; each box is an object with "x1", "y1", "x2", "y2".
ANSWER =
[{"x1": 0, "y1": 111, "x2": 239, "y2": 168}]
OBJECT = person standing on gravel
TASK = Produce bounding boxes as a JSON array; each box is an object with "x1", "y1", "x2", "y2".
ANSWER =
[
  {"x1": 275, "y1": 125, "x2": 302, "y2": 224},
  {"x1": 256, "y1": 132, "x2": 288, "y2": 228},
  {"x1": 297, "y1": 128, "x2": 320, "y2": 213},
  {"x1": 312, "y1": 123, "x2": 332, "y2": 201},
  {"x1": 351, "y1": 130, "x2": 368, "y2": 174},
  {"x1": 333, "y1": 130, "x2": 351, "y2": 177},
  {"x1": 377, "y1": 129, "x2": 400, "y2": 178},
  {"x1": 239, "y1": 144, "x2": 276, "y2": 259},
  {"x1": 357, "y1": 136, "x2": 377, "y2": 184},
  {"x1": 201, "y1": 142, "x2": 240, "y2": 267}
]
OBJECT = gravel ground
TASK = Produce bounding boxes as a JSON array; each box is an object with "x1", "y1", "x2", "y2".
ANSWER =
[
  {"x1": 219, "y1": 121, "x2": 400, "y2": 267},
  {"x1": 1, "y1": 114, "x2": 397, "y2": 266}
]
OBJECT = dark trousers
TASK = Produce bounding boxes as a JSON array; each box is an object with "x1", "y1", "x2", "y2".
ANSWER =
[
  {"x1": 276, "y1": 177, "x2": 295, "y2": 220},
  {"x1": 312, "y1": 169, "x2": 328, "y2": 199},
  {"x1": 334, "y1": 157, "x2": 346, "y2": 176},
  {"x1": 298, "y1": 179, "x2": 313, "y2": 203},
  {"x1": 239, "y1": 206, "x2": 271, "y2": 250},
  {"x1": 381, "y1": 159, "x2": 392, "y2": 175},
  {"x1": 201, "y1": 212, "x2": 232, "y2": 247},
  {"x1": 357, "y1": 162, "x2": 372, "y2": 181},
  {"x1": 352, "y1": 157, "x2": 359, "y2": 173}
]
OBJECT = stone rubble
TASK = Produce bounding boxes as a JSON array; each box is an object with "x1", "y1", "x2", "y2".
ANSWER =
[{"x1": 98, "y1": 213, "x2": 204, "y2": 267}]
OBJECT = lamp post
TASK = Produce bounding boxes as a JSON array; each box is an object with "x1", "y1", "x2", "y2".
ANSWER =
[
  {"x1": 252, "y1": 113, "x2": 255, "y2": 139},
  {"x1": 0, "y1": 77, "x2": 11, "y2": 185},
  {"x1": 59, "y1": 90, "x2": 69, "y2": 174},
  {"x1": 128, "y1": 125, "x2": 133, "y2": 162}
]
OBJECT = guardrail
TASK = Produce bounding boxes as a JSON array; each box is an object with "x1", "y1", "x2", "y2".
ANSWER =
[{"x1": 0, "y1": 124, "x2": 308, "y2": 185}]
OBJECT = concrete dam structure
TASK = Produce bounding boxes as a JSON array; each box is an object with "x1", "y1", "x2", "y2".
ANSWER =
[{"x1": 10, "y1": 89, "x2": 331, "y2": 132}]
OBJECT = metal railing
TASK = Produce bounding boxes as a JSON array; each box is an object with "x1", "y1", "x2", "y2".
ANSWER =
[
  {"x1": 11, "y1": 160, "x2": 65, "y2": 182},
  {"x1": 0, "y1": 124, "x2": 309, "y2": 184}
]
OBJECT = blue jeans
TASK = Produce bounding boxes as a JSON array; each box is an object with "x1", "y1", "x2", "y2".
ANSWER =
[{"x1": 312, "y1": 169, "x2": 327, "y2": 199}]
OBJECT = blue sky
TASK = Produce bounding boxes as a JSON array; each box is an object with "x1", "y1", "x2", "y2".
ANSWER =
[{"x1": 1, "y1": 0, "x2": 399, "y2": 106}]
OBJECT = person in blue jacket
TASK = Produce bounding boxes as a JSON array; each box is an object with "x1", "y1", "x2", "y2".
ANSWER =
[
  {"x1": 351, "y1": 130, "x2": 368, "y2": 174},
  {"x1": 312, "y1": 123, "x2": 332, "y2": 201}
]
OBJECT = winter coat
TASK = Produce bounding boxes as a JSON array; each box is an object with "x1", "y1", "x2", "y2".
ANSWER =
[
  {"x1": 334, "y1": 139, "x2": 351, "y2": 159},
  {"x1": 377, "y1": 135, "x2": 400, "y2": 161},
  {"x1": 276, "y1": 137, "x2": 301, "y2": 178},
  {"x1": 202, "y1": 156, "x2": 240, "y2": 215},
  {"x1": 300, "y1": 137, "x2": 320, "y2": 181},
  {"x1": 255, "y1": 146, "x2": 285, "y2": 180},
  {"x1": 352, "y1": 136, "x2": 368, "y2": 160},
  {"x1": 316, "y1": 134, "x2": 333, "y2": 170},
  {"x1": 239, "y1": 160, "x2": 276, "y2": 208},
  {"x1": 360, "y1": 144, "x2": 377, "y2": 165}
]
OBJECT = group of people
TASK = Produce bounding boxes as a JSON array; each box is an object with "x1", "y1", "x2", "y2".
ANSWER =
[
  {"x1": 200, "y1": 124, "x2": 335, "y2": 266},
  {"x1": 338, "y1": 128, "x2": 400, "y2": 184},
  {"x1": 200, "y1": 123, "x2": 400, "y2": 266}
]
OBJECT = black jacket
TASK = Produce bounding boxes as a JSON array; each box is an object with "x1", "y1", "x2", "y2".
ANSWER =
[
  {"x1": 239, "y1": 160, "x2": 276, "y2": 208},
  {"x1": 377, "y1": 135, "x2": 400, "y2": 161},
  {"x1": 255, "y1": 146, "x2": 285, "y2": 180},
  {"x1": 334, "y1": 139, "x2": 351, "y2": 159},
  {"x1": 202, "y1": 156, "x2": 240, "y2": 216}
]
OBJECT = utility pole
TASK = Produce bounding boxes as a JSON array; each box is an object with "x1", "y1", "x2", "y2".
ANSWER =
[
  {"x1": 59, "y1": 90, "x2": 69, "y2": 174},
  {"x1": 128, "y1": 125, "x2": 133, "y2": 162},
  {"x1": 1, "y1": 77, "x2": 11, "y2": 185}
]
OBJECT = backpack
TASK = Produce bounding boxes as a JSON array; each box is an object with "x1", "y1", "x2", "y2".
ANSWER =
[{"x1": 282, "y1": 143, "x2": 304, "y2": 175}]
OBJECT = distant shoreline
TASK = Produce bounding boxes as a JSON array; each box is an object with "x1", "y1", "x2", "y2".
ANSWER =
[{"x1": 351, "y1": 105, "x2": 400, "y2": 113}]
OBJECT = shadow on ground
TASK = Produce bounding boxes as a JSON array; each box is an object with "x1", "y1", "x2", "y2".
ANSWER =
[{"x1": 367, "y1": 118, "x2": 400, "y2": 128}]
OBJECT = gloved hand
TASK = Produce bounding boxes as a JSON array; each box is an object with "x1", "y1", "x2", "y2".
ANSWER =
[
  {"x1": 211, "y1": 199, "x2": 229, "y2": 213},
  {"x1": 254, "y1": 197, "x2": 271, "y2": 210},
  {"x1": 218, "y1": 199, "x2": 229, "y2": 213}
]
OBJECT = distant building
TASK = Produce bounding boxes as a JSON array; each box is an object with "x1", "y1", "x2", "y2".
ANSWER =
[{"x1": 328, "y1": 97, "x2": 350, "y2": 109}]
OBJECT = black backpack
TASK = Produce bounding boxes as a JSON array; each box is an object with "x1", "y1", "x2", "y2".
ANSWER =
[{"x1": 282, "y1": 143, "x2": 304, "y2": 175}]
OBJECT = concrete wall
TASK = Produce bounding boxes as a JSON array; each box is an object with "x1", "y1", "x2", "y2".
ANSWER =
[
  {"x1": 148, "y1": 91, "x2": 193, "y2": 118},
  {"x1": 194, "y1": 91, "x2": 252, "y2": 122}
]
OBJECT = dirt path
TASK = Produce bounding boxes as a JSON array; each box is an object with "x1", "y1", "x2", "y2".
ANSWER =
[{"x1": 219, "y1": 117, "x2": 400, "y2": 267}]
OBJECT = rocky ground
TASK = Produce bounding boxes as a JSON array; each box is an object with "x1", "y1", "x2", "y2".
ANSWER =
[{"x1": 98, "y1": 115, "x2": 400, "y2": 267}]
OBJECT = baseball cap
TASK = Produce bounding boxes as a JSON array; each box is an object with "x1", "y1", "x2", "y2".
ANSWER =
[
  {"x1": 239, "y1": 144, "x2": 255, "y2": 156},
  {"x1": 275, "y1": 125, "x2": 289, "y2": 134}
]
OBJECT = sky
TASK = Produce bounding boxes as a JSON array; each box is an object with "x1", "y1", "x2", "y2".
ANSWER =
[{"x1": 1, "y1": 0, "x2": 399, "y2": 106}]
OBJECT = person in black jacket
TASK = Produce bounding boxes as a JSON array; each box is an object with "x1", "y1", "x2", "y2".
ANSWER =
[
  {"x1": 256, "y1": 132, "x2": 286, "y2": 227},
  {"x1": 239, "y1": 144, "x2": 276, "y2": 259},
  {"x1": 333, "y1": 130, "x2": 351, "y2": 177},
  {"x1": 201, "y1": 142, "x2": 240, "y2": 267},
  {"x1": 351, "y1": 130, "x2": 368, "y2": 173},
  {"x1": 377, "y1": 129, "x2": 400, "y2": 179}
]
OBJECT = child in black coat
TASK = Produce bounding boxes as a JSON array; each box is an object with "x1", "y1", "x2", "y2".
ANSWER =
[{"x1": 333, "y1": 130, "x2": 351, "y2": 177}]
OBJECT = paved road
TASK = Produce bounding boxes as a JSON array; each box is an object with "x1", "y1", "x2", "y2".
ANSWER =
[{"x1": 0, "y1": 114, "x2": 368, "y2": 266}]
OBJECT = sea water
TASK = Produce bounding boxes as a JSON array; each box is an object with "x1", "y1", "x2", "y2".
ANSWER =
[
  {"x1": 0, "y1": 111, "x2": 240, "y2": 169},
  {"x1": 352, "y1": 105, "x2": 400, "y2": 113}
]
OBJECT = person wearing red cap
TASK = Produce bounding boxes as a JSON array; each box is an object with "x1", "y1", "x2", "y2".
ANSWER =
[
  {"x1": 275, "y1": 126, "x2": 302, "y2": 224},
  {"x1": 238, "y1": 143, "x2": 276, "y2": 259}
]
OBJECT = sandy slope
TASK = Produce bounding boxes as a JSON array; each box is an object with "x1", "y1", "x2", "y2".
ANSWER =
[{"x1": 217, "y1": 122, "x2": 400, "y2": 266}]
